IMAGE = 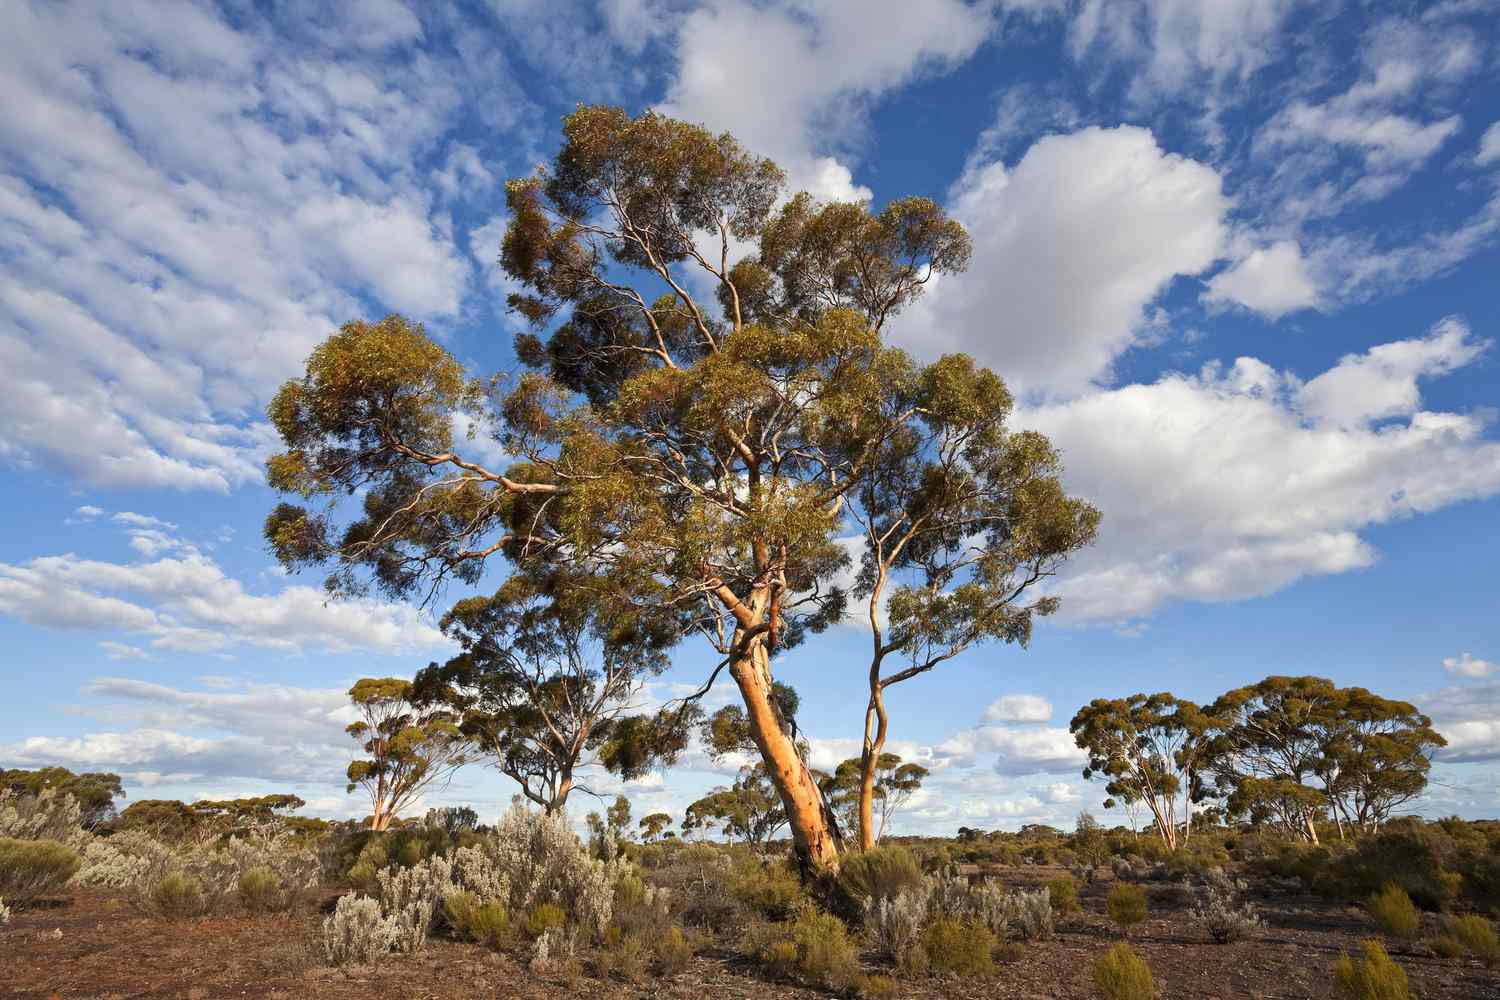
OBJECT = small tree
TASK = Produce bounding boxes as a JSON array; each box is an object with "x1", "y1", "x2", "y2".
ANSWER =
[
  {"x1": 821, "y1": 753, "x2": 928, "y2": 845},
  {"x1": 683, "y1": 764, "x2": 787, "y2": 849},
  {"x1": 2, "y1": 767, "x2": 124, "y2": 828},
  {"x1": 1071, "y1": 692, "x2": 1212, "y2": 850},
  {"x1": 413, "y1": 568, "x2": 684, "y2": 814},
  {"x1": 345, "y1": 677, "x2": 469, "y2": 830},
  {"x1": 639, "y1": 812, "x2": 672, "y2": 842}
]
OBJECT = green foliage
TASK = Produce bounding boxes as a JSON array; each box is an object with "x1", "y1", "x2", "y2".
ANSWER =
[
  {"x1": 1045, "y1": 874, "x2": 1081, "y2": 914},
  {"x1": 148, "y1": 872, "x2": 206, "y2": 919},
  {"x1": 445, "y1": 889, "x2": 509, "y2": 946},
  {"x1": 1093, "y1": 942, "x2": 1154, "y2": 1000},
  {"x1": 1107, "y1": 882, "x2": 1148, "y2": 934},
  {"x1": 1429, "y1": 914, "x2": 1499, "y2": 967},
  {"x1": 920, "y1": 916, "x2": 996, "y2": 977},
  {"x1": 1367, "y1": 883, "x2": 1421, "y2": 939},
  {"x1": 238, "y1": 866, "x2": 285, "y2": 913},
  {"x1": 683, "y1": 764, "x2": 787, "y2": 848},
  {"x1": 1324, "y1": 823, "x2": 1463, "y2": 910},
  {"x1": 789, "y1": 909, "x2": 861, "y2": 992},
  {"x1": 652, "y1": 924, "x2": 696, "y2": 975},
  {"x1": 639, "y1": 812, "x2": 672, "y2": 842},
  {"x1": 2, "y1": 767, "x2": 124, "y2": 828},
  {"x1": 345, "y1": 676, "x2": 469, "y2": 829},
  {"x1": 837, "y1": 845, "x2": 924, "y2": 907},
  {"x1": 727, "y1": 855, "x2": 809, "y2": 921},
  {"x1": 1332, "y1": 939, "x2": 1411, "y2": 1000},
  {"x1": 0, "y1": 837, "x2": 82, "y2": 905},
  {"x1": 526, "y1": 901, "x2": 566, "y2": 939}
]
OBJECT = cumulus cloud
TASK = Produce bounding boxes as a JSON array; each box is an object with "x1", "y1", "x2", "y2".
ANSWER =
[
  {"x1": 1024, "y1": 319, "x2": 1500, "y2": 621},
  {"x1": 933, "y1": 725, "x2": 1085, "y2": 776},
  {"x1": 1423, "y1": 682, "x2": 1500, "y2": 764},
  {"x1": 983, "y1": 694, "x2": 1054, "y2": 723},
  {"x1": 1480, "y1": 121, "x2": 1500, "y2": 166},
  {"x1": 1444, "y1": 653, "x2": 1497, "y2": 679},
  {"x1": 896, "y1": 125, "x2": 1227, "y2": 396},
  {"x1": 659, "y1": 0, "x2": 994, "y2": 199},
  {"x1": 1203, "y1": 240, "x2": 1319, "y2": 319}
]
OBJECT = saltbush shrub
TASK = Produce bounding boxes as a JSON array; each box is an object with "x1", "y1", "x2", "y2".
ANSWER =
[
  {"x1": 0, "y1": 837, "x2": 82, "y2": 906},
  {"x1": 1332, "y1": 939, "x2": 1411, "y2": 1000},
  {"x1": 1045, "y1": 874, "x2": 1080, "y2": 914},
  {"x1": 0, "y1": 789, "x2": 88, "y2": 849},
  {"x1": 1429, "y1": 913, "x2": 1499, "y2": 967},
  {"x1": 1107, "y1": 882, "x2": 1148, "y2": 935},
  {"x1": 0, "y1": 897, "x2": 11, "y2": 927},
  {"x1": 322, "y1": 893, "x2": 397, "y2": 965},
  {"x1": 1191, "y1": 886, "x2": 1263, "y2": 944},
  {"x1": 1367, "y1": 883, "x2": 1421, "y2": 940},
  {"x1": 920, "y1": 916, "x2": 995, "y2": 977},
  {"x1": 865, "y1": 887, "x2": 926, "y2": 967},
  {"x1": 376, "y1": 853, "x2": 453, "y2": 953},
  {"x1": 1001, "y1": 887, "x2": 1055, "y2": 941},
  {"x1": 1094, "y1": 942, "x2": 1154, "y2": 1000}
]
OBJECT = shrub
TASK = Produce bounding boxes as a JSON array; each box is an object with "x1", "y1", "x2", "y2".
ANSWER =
[
  {"x1": 322, "y1": 893, "x2": 397, "y2": 965},
  {"x1": 594, "y1": 929, "x2": 649, "y2": 982},
  {"x1": 1429, "y1": 913, "x2": 1499, "y2": 967},
  {"x1": 526, "y1": 901, "x2": 567, "y2": 939},
  {"x1": 729, "y1": 855, "x2": 808, "y2": 920},
  {"x1": 1191, "y1": 887, "x2": 1263, "y2": 944},
  {"x1": 653, "y1": 924, "x2": 695, "y2": 975},
  {"x1": 0, "y1": 789, "x2": 88, "y2": 849},
  {"x1": 920, "y1": 916, "x2": 995, "y2": 977},
  {"x1": 1107, "y1": 882, "x2": 1148, "y2": 935},
  {"x1": 1093, "y1": 942, "x2": 1154, "y2": 1000},
  {"x1": 1367, "y1": 883, "x2": 1421, "y2": 940},
  {"x1": 443, "y1": 889, "x2": 480, "y2": 937},
  {"x1": 791, "y1": 909, "x2": 861, "y2": 992},
  {"x1": 239, "y1": 866, "x2": 284, "y2": 913},
  {"x1": 1332, "y1": 939, "x2": 1411, "y2": 1000},
  {"x1": 856, "y1": 972, "x2": 900, "y2": 999},
  {"x1": 148, "y1": 872, "x2": 206, "y2": 919},
  {"x1": 0, "y1": 837, "x2": 82, "y2": 906},
  {"x1": 865, "y1": 887, "x2": 927, "y2": 967},
  {"x1": 376, "y1": 853, "x2": 454, "y2": 953},
  {"x1": 838, "y1": 846, "x2": 924, "y2": 906},
  {"x1": 1045, "y1": 874, "x2": 1080, "y2": 914},
  {"x1": 1001, "y1": 887, "x2": 1055, "y2": 941},
  {"x1": 446, "y1": 891, "x2": 511, "y2": 947},
  {"x1": 1323, "y1": 826, "x2": 1460, "y2": 910},
  {"x1": 0, "y1": 897, "x2": 10, "y2": 926}
]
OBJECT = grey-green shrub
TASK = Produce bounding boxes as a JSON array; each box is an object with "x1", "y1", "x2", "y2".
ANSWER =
[
  {"x1": 0, "y1": 837, "x2": 82, "y2": 905},
  {"x1": 1094, "y1": 942, "x2": 1153, "y2": 1000},
  {"x1": 865, "y1": 887, "x2": 926, "y2": 966},
  {"x1": 322, "y1": 893, "x2": 397, "y2": 965},
  {"x1": 376, "y1": 853, "x2": 453, "y2": 953},
  {"x1": 1333, "y1": 938, "x2": 1411, "y2": 1000},
  {"x1": 0, "y1": 896, "x2": 10, "y2": 926},
  {"x1": 1192, "y1": 886, "x2": 1263, "y2": 944},
  {"x1": 0, "y1": 789, "x2": 88, "y2": 849},
  {"x1": 1001, "y1": 887, "x2": 1054, "y2": 941}
]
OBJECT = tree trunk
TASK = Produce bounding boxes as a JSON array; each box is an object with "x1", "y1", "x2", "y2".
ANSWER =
[
  {"x1": 729, "y1": 637, "x2": 840, "y2": 872},
  {"x1": 857, "y1": 685, "x2": 889, "y2": 852},
  {"x1": 370, "y1": 800, "x2": 389, "y2": 831}
]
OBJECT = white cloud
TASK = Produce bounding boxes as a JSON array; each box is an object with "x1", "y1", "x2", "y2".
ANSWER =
[
  {"x1": 0, "y1": 542, "x2": 449, "y2": 656},
  {"x1": 1480, "y1": 121, "x2": 1500, "y2": 166},
  {"x1": 933, "y1": 725, "x2": 1085, "y2": 776},
  {"x1": 1024, "y1": 319, "x2": 1500, "y2": 621},
  {"x1": 1424, "y1": 682, "x2": 1500, "y2": 764},
  {"x1": 659, "y1": 0, "x2": 994, "y2": 199},
  {"x1": 983, "y1": 694, "x2": 1054, "y2": 723},
  {"x1": 1203, "y1": 240, "x2": 1319, "y2": 319},
  {"x1": 896, "y1": 125, "x2": 1228, "y2": 395},
  {"x1": 1444, "y1": 652, "x2": 1497, "y2": 679},
  {"x1": 98, "y1": 641, "x2": 149, "y2": 661}
]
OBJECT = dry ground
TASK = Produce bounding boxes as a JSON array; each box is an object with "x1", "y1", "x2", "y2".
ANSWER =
[{"x1": 3, "y1": 869, "x2": 1497, "y2": 999}]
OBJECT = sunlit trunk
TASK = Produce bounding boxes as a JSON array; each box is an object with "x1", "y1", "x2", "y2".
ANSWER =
[
  {"x1": 730, "y1": 638, "x2": 839, "y2": 872},
  {"x1": 857, "y1": 685, "x2": 889, "y2": 852}
]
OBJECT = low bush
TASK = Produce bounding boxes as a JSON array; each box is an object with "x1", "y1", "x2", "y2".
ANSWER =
[
  {"x1": 1093, "y1": 942, "x2": 1154, "y2": 1000},
  {"x1": 1045, "y1": 874, "x2": 1080, "y2": 914},
  {"x1": 0, "y1": 789, "x2": 88, "y2": 849},
  {"x1": 865, "y1": 887, "x2": 926, "y2": 967},
  {"x1": 148, "y1": 872, "x2": 206, "y2": 919},
  {"x1": 1332, "y1": 938, "x2": 1411, "y2": 1000},
  {"x1": 1429, "y1": 913, "x2": 1499, "y2": 967},
  {"x1": 1, "y1": 897, "x2": 11, "y2": 926},
  {"x1": 0, "y1": 837, "x2": 82, "y2": 906},
  {"x1": 838, "y1": 846, "x2": 924, "y2": 907},
  {"x1": 1322, "y1": 825, "x2": 1461, "y2": 911},
  {"x1": 1001, "y1": 886, "x2": 1055, "y2": 941},
  {"x1": 322, "y1": 893, "x2": 396, "y2": 965},
  {"x1": 1191, "y1": 887, "x2": 1263, "y2": 944},
  {"x1": 526, "y1": 901, "x2": 567, "y2": 939},
  {"x1": 376, "y1": 853, "x2": 453, "y2": 953},
  {"x1": 792, "y1": 909, "x2": 862, "y2": 992},
  {"x1": 652, "y1": 924, "x2": 696, "y2": 975},
  {"x1": 594, "y1": 930, "x2": 649, "y2": 983},
  {"x1": 920, "y1": 915, "x2": 995, "y2": 977},
  {"x1": 239, "y1": 866, "x2": 288, "y2": 913},
  {"x1": 1367, "y1": 883, "x2": 1421, "y2": 940},
  {"x1": 856, "y1": 972, "x2": 900, "y2": 999},
  {"x1": 728, "y1": 854, "x2": 808, "y2": 920},
  {"x1": 1107, "y1": 882, "x2": 1148, "y2": 935}
]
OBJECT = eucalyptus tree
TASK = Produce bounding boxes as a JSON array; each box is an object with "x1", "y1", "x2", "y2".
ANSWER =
[
  {"x1": 639, "y1": 811, "x2": 672, "y2": 842},
  {"x1": 345, "y1": 677, "x2": 469, "y2": 831},
  {"x1": 261, "y1": 105, "x2": 1095, "y2": 872},
  {"x1": 411, "y1": 567, "x2": 683, "y2": 814},
  {"x1": 683, "y1": 763, "x2": 787, "y2": 850},
  {"x1": 1070, "y1": 693, "x2": 1213, "y2": 850},
  {"x1": 821, "y1": 753, "x2": 929, "y2": 846},
  {"x1": 1207, "y1": 676, "x2": 1443, "y2": 842}
]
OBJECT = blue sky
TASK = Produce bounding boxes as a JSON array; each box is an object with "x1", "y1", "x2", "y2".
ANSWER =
[{"x1": 2, "y1": 0, "x2": 1499, "y2": 836}]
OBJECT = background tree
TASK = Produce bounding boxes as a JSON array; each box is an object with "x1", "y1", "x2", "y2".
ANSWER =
[
  {"x1": 2, "y1": 767, "x2": 124, "y2": 828},
  {"x1": 1206, "y1": 676, "x2": 1443, "y2": 842},
  {"x1": 820, "y1": 752, "x2": 929, "y2": 846},
  {"x1": 639, "y1": 811, "x2": 672, "y2": 842},
  {"x1": 413, "y1": 567, "x2": 684, "y2": 814},
  {"x1": 1070, "y1": 693, "x2": 1212, "y2": 850},
  {"x1": 682, "y1": 763, "x2": 787, "y2": 849},
  {"x1": 261, "y1": 105, "x2": 1070, "y2": 872},
  {"x1": 346, "y1": 677, "x2": 469, "y2": 831}
]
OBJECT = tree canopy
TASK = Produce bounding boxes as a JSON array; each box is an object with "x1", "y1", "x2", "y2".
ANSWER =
[{"x1": 345, "y1": 677, "x2": 469, "y2": 831}]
